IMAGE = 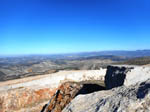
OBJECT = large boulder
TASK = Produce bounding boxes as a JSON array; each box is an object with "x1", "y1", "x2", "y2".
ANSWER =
[
  {"x1": 105, "y1": 65, "x2": 150, "y2": 89},
  {"x1": 63, "y1": 79, "x2": 150, "y2": 112}
]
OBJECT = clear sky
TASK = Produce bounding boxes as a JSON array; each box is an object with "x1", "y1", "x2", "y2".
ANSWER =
[{"x1": 0, "y1": 0, "x2": 150, "y2": 55}]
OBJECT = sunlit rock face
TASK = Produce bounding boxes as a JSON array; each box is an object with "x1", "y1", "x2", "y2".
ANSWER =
[{"x1": 0, "y1": 69, "x2": 106, "y2": 112}]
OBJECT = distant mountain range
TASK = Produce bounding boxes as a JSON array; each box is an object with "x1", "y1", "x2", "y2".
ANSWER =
[
  {"x1": 47, "y1": 50, "x2": 150, "y2": 59},
  {"x1": 73, "y1": 49, "x2": 150, "y2": 56}
]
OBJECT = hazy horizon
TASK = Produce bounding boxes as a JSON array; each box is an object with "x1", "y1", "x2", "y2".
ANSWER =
[
  {"x1": 1, "y1": 0, "x2": 150, "y2": 55},
  {"x1": 1, "y1": 49, "x2": 150, "y2": 57}
]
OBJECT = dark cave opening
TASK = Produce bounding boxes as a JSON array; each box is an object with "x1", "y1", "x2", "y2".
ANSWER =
[{"x1": 77, "y1": 83, "x2": 106, "y2": 95}]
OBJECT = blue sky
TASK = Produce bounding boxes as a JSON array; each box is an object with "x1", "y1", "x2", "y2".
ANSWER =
[{"x1": 0, "y1": 0, "x2": 150, "y2": 55}]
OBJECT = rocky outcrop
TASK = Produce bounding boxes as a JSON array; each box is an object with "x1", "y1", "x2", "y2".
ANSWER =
[
  {"x1": 105, "y1": 65, "x2": 150, "y2": 89},
  {"x1": 0, "y1": 70, "x2": 105, "y2": 112},
  {"x1": 63, "y1": 79, "x2": 150, "y2": 112},
  {"x1": 1, "y1": 65, "x2": 150, "y2": 112},
  {"x1": 62, "y1": 65, "x2": 150, "y2": 112}
]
